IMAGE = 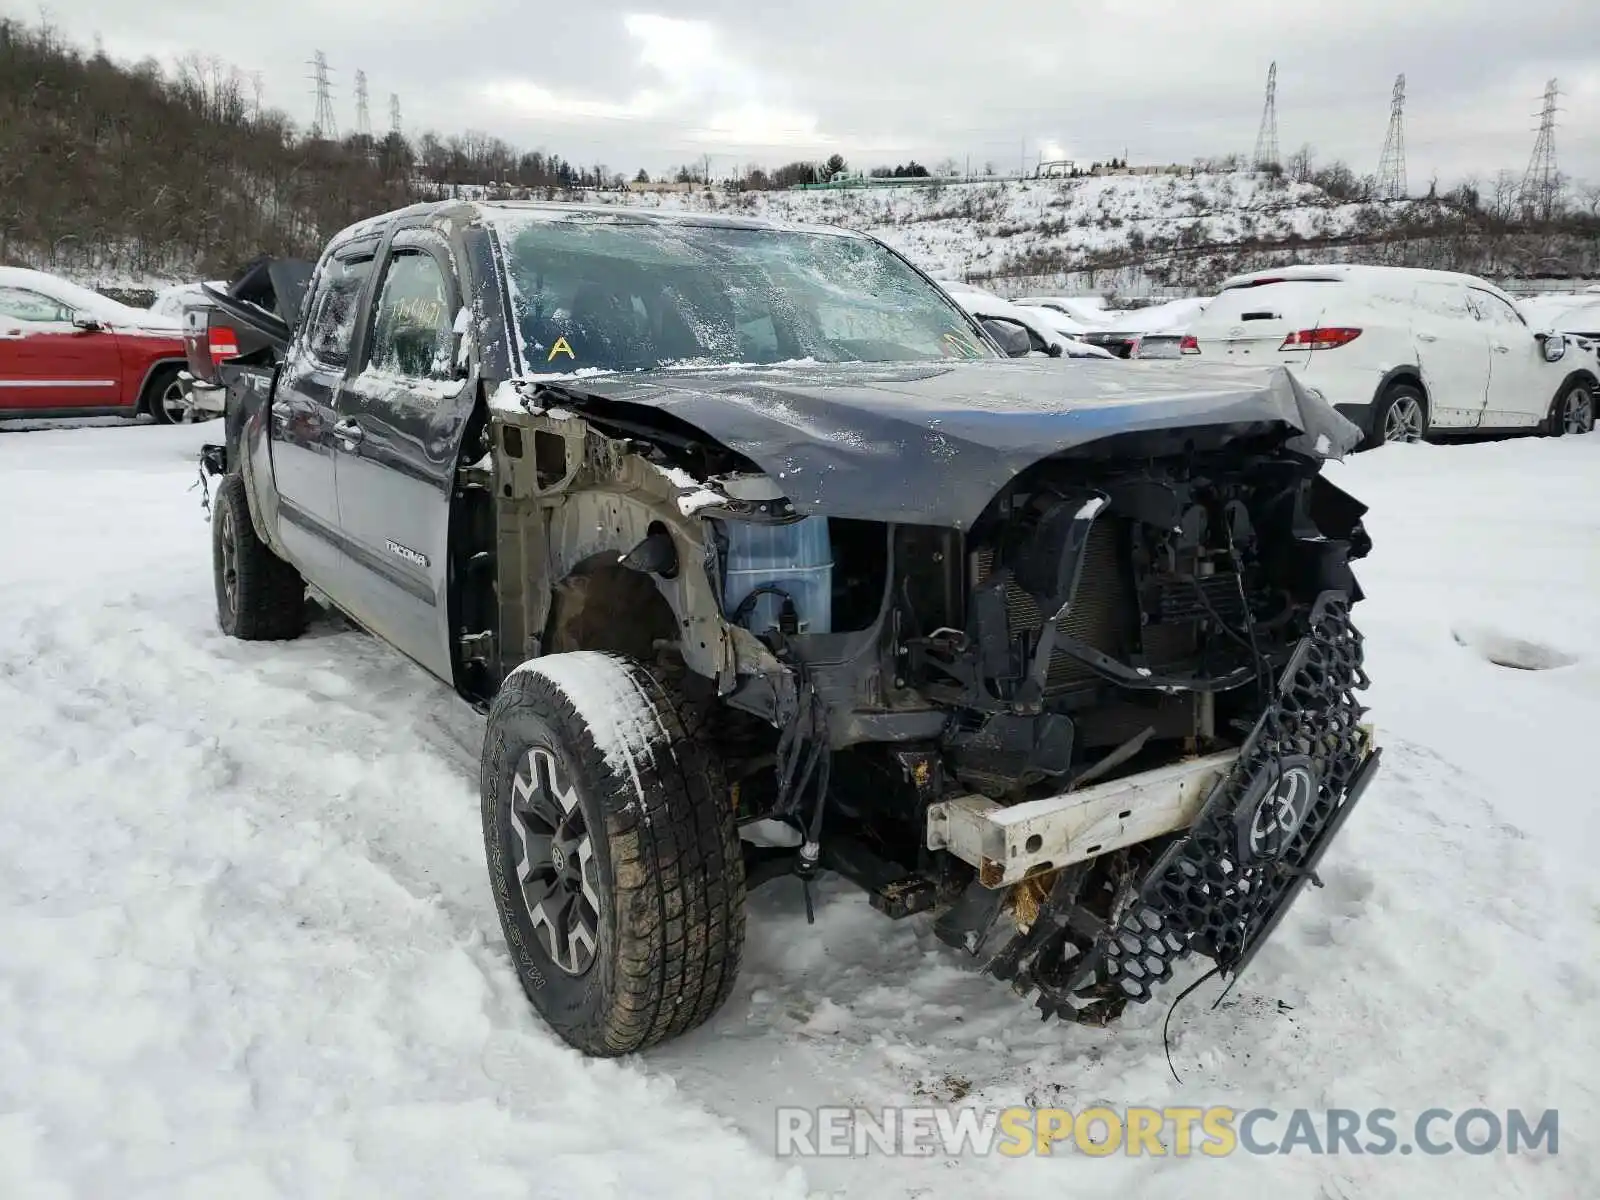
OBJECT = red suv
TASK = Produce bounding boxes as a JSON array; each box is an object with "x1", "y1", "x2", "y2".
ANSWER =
[{"x1": 0, "y1": 267, "x2": 189, "y2": 422}]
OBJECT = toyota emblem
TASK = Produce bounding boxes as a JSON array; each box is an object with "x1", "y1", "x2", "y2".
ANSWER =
[{"x1": 1236, "y1": 758, "x2": 1319, "y2": 862}]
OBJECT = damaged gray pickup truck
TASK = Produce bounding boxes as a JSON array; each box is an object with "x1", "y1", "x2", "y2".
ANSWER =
[{"x1": 200, "y1": 200, "x2": 1382, "y2": 1057}]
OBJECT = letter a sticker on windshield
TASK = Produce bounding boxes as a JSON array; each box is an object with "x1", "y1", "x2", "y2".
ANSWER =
[{"x1": 548, "y1": 336, "x2": 575, "y2": 362}]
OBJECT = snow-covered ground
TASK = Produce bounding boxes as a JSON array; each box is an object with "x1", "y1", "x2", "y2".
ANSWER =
[
  {"x1": 1, "y1": 419, "x2": 1597, "y2": 1198},
  {"x1": 625, "y1": 173, "x2": 1394, "y2": 287}
]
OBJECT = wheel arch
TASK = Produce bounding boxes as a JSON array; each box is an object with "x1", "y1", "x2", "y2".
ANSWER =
[{"x1": 1370, "y1": 365, "x2": 1429, "y2": 411}]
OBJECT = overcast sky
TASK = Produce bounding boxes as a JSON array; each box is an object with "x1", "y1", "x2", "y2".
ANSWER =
[{"x1": 12, "y1": 0, "x2": 1598, "y2": 187}]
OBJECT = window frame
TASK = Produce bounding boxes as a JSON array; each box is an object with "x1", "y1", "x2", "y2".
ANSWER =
[
  {"x1": 1467, "y1": 288, "x2": 1528, "y2": 329},
  {"x1": 356, "y1": 228, "x2": 466, "y2": 387},
  {"x1": 298, "y1": 242, "x2": 378, "y2": 372},
  {"x1": 0, "y1": 286, "x2": 75, "y2": 325}
]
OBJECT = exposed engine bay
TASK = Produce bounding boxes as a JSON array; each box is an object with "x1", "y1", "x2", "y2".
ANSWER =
[{"x1": 494, "y1": 380, "x2": 1380, "y2": 1028}]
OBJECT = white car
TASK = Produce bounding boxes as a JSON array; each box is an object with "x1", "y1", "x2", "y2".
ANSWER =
[
  {"x1": 938, "y1": 283, "x2": 1115, "y2": 360},
  {"x1": 1183, "y1": 265, "x2": 1597, "y2": 445},
  {"x1": 1012, "y1": 295, "x2": 1114, "y2": 333}
]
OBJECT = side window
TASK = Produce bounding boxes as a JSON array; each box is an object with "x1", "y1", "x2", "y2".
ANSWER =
[
  {"x1": 1469, "y1": 291, "x2": 1526, "y2": 330},
  {"x1": 303, "y1": 254, "x2": 373, "y2": 368},
  {"x1": 1414, "y1": 282, "x2": 1474, "y2": 322},
  {"x1": 367, "y1": 252, "x2": 454, "y2": 381},
  {"x1": 0, "y1": 287, "x2": 72, "y2": 324}
]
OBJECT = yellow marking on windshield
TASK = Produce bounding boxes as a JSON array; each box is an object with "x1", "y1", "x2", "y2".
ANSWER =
[{"x1": 548, "y1": 336, "x2": 575, "y2": 362}]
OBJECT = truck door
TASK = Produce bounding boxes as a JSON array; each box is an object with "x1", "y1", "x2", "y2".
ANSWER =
[
  {"x1": 270, "y1": 244, "x2": 376, "y2": 589},
  {"x1": 331, "y1": 229, "x2": 476, "y2": 682}
]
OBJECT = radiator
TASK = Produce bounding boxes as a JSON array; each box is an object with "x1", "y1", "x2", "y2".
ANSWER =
[{"x1": 972, "y1": 519, "x2": 1196, "y2": 691}]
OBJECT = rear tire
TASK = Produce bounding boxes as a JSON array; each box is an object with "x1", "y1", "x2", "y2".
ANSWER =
[
  {"x1": 1545, "y1": 380, "x2": 1595, "y2": 437},
  {"x1": 480, "y1": 651, "x2": 745, "y2": 1057},
  {"x1": 143, "y1": 364, "x2": 188, "y2": 426},
  {"x1": 1367, "y1": 384, "x2": 1428, "y2": 448},
  {"x1": 213, "y1": 473, "x2": 306, "y2": 640}
]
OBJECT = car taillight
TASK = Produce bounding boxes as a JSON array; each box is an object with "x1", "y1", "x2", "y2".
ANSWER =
[
  {"x1": 1180, "y1": 334, "x2": 1200, "y2": 355},
  {"x1": 1280, "y1": 327, "x2": 1361, "y2": 351},
  {"x1": 208, "y1": 325, "x2": 240, "y2": 364}
]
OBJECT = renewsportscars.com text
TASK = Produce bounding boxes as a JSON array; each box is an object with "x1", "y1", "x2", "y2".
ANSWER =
[{"x1": 775, "y1": 1105, "x2": 1559, "y2": 1158}]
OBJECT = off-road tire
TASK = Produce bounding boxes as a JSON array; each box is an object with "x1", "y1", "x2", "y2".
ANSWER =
[
  {"x1": 143, "y1": 363, "x2": 188, "y2": 425},
  {"x1": 1545, "y1": 379, "x2": 1595, "y2": 437},
  {"x1": 212, "y1": 473, "x2": 307, "y2": 640},
  {"x1": 1367, "y1": 384, "x2": 1428, "y2": 448},
  {"x1": 480, "y1": 651, "x2": 745, "y2": 1056}
]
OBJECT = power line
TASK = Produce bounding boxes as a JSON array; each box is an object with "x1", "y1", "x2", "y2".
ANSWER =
[
  {"x1": 354, "y1": 69, "x2": 371, "y2": 139},
  {"x1": 1518, "y1": 78, "x2": 1561, "y2": 221},
  {"x1": 1376, "y1": 73, "x2": 1407, "y2": 201},
  {"x1": 1252, "y1": 61, "x2": 1279, "y2": 172},
  {"x1": 307, "y1": 50, "x2": 337, "y2": 140}
]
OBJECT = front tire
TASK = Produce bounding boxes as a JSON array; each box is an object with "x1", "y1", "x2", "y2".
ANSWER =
[
  {"x1": 213, "y1": 473, "x2": 307, "y2": 640},
  {"x1": 480, "y1": 651, "x2": 745, "y2": 1057},
  {"x1": 1546, "y1": 380, "x2": 1595, "y2": 437}
]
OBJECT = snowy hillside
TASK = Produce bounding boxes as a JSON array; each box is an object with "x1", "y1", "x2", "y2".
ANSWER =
[
  {"x1": 617, "y1": 173, "x2": 1404, "y2": 294},
  {"x1": 1, "y1": 419, "x2": 1596, "y2": 1198}
]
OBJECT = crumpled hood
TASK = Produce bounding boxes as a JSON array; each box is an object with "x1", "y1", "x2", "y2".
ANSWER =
[{"x1": 509, "y1": 358, "x2": 1361, "y2": 529}]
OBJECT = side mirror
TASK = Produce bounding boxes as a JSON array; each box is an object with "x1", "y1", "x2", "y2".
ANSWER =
[
  {"x1": 981, "y1": 318, "x2": 1032, "y2": 358},
  {"x1": 1539, "y1": 332, "x2": 1567, "y2": 363},
  {"x1": 1046, "y1": 341, "x2": 1064, "y2": 358},
  {"x1": 71, "y1": 314, "x2": 104, "y2": 333}
]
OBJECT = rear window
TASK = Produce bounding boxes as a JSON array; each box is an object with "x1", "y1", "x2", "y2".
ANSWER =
[{"x1": 1195, "y1": 280, "x2": 1344, "y2": 327}]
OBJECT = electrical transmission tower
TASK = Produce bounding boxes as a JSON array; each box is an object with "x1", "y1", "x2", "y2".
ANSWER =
[
  {"x1": 250, "y1": 70, "x2": 265, "y2": 124},
  {"x1": 354, "y1": 69, "x2": 372, "y2": 139},
  {"x1": 389, "y1": 94, "x2": 402, "y2": 138},
  {"x1": 308, "y1": 51, "x2": 337, "y2": 140},
  {"x1": 1253, "y1": 62, "x2": 1280, "y2": 171},
  {"x1": 1518, "y1": 79, "x2": 1561, "y2": 220},
  {"x1": 1376, "y1": 74, "x2": 1407, "y2": 200}
]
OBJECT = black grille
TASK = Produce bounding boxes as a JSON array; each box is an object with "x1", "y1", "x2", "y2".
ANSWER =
[{"x1": 1095, "y1": 592, "x2": 1375, "y2": 1005}]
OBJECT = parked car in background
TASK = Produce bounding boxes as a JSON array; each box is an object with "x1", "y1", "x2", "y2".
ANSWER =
[
  {"x1": 1012, "y1": 295, "x2": 1113, "y2": 333},
  {"x1": 939, "y1": 282, "x2": 1115, "y2": 359},
  {"x1": 1078, "y1": 297, "x2": 1210, "y2": 361},
  {"x1": 179, "y1": 257, "x2": 314, "y2": 422},
  {"x1": 149, "y1": 280, "x2": 227, "y2": 322},
  {"x1": 1183, "y1": 265, "x2": 1597, "y2": 445},
  {"x1": 0, "y1": 266, "x2": 188, "y2": 422}
]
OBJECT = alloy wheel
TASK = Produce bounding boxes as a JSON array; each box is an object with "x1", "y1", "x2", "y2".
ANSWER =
[
  {"x1": 1383, "y1": 396, "x2": 1425, "y2": 443},
  {"x1": 160, "y1": 377, "x2": 188, "y2": 424},
  {"x1": 510, "y1": 745, "x2": 601, "y2": 976},
  {"x1": 1563, "y1": 387, "x2": 1594, "y2": 435}
]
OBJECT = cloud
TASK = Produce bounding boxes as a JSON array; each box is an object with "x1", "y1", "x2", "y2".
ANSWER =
[{"x1": 4, "y1": 0, "x2": 1597, "y2": 181}]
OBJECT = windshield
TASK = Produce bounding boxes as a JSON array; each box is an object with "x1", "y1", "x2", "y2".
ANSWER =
[{"x1": 491, "y1": 214, "x2": 996, "y2": 374}]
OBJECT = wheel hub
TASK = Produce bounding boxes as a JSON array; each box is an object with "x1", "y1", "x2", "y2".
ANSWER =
[
  {"x1": 1564, "y1": 388, "x2": 1593, "y2": 434},
  {"x1": 508, "y1": 746, "x2": 600, "y2": 976},
  {"x1": 1383, "y1": 397, "x2": 1424, "y2": 443}
]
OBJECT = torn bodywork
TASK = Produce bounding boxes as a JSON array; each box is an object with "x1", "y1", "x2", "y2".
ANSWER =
[{"x1": 489, "y1": 359, "x2": 1379, "y2": 1026}]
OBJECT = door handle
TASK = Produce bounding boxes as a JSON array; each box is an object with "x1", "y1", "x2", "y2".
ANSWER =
[
  {"x1": 1493, "y1": 344, "x2": 1510, "y2": 354},
  {"x1": 1417, "y1": 332, "x2": 1438, "y2": 343},
  {"x1": 333, "y1": 418, "x2": 365, "y2": 446},
  {"x1": 0, "y1": 329, "x2": 24, "y2": 340}
]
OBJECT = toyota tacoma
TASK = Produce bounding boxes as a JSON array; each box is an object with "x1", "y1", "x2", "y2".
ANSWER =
[{"x1": 200, "y1": 201, "x2": 1382, "y2": 1056}]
